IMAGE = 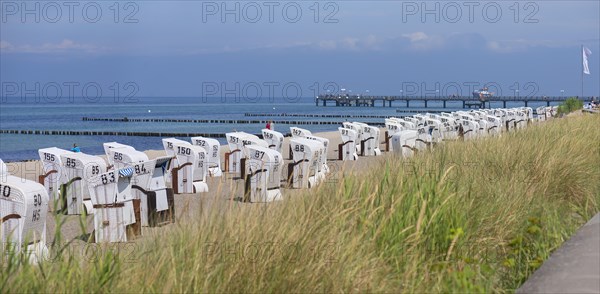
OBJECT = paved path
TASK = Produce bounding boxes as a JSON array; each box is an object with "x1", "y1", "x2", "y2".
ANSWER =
[{"x1": 517, "y1": 213, "x2": 600, "y2": 293}]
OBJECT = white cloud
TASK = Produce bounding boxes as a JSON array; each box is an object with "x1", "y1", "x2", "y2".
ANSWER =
[
  {"x1": 305, "y1": 35, "x2": 384, "y2": 52},
  {"x1": 395, "y1": 32, "x2": 448, "y2": 51},
  {"x1": 485, "y1": 39, "x2": 576, "y2": 53},
  {"x1": 0, "y1": 39, "x2": 110, "y2": 54},
  {"x1": 0, "y1": 40, "x2": 13, "y2": 50},
  {"x1": 318, "y1": 40, "x2": 337, "y2": 50},
  {"x1": 402, "y1": 32, "x2": 429, "y2": 43}
]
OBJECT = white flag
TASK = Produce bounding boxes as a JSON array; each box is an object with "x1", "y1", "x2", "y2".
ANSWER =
[{"x1": 583, "y1": 46, "x2": 592, "y2": 75}]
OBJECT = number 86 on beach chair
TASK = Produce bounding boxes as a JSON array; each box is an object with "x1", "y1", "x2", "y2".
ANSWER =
[{"x1": 107, "y1": 146, "x2": 176, "y2": 227}]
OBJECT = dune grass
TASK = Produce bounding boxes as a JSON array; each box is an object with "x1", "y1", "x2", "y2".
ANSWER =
[{"x1": 3, "y1": 114, "x2": 600, "y2": 293}]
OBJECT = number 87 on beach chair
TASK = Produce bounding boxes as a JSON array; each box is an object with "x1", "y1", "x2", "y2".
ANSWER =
[{"x1": 243, "y1": 145, "x2": 283, "y2": 202}]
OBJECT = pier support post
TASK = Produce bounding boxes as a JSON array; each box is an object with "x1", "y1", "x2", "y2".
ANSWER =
[
  {"x1": 424, "y1": 99, "x2": 428, "y2": 108},
  {"x1": 503, "y1": 101, "x2": 507, "y2": 108},
  {"x1": 406, "y1": 100, "x2": 410, "y2": 108}
]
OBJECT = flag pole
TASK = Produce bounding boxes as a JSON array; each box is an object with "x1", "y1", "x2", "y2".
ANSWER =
[{"x1": 581, "y1": 44, "x2": 584, "y2": 98}]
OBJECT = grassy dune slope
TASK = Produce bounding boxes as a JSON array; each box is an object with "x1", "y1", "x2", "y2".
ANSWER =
[{"x1": 3, "y1": 114, "x2": 599, "y2": 293}]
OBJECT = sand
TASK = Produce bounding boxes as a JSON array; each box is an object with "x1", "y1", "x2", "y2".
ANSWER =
[{"x1": 3, "y1": 128, "x2": 392, "y2": 247}]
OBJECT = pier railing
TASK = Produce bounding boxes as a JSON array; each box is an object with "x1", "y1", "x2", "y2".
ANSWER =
[{"x1": 315, "y1": 95, "x2": 596, "y2": 108}]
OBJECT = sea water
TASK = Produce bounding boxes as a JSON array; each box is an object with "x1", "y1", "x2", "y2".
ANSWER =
[{"x1": 0, "y1": 96, "x2": 555, "y2": 161}]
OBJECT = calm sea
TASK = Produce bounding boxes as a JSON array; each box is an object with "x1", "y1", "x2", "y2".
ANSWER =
[{"x1": 0, "y1": 97, "x2": 555, "y2": 162}]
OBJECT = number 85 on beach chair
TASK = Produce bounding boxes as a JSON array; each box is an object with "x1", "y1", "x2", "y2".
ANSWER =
[{"x1": 59, "y1": 152, "x2": 107, "y2": 215}]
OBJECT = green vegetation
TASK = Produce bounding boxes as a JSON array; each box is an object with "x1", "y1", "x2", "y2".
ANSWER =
[
  {"x1": 3, "y1": 115, "x2": 600, "y2": 293},
  {"x1": 557, "y1": 97, "x2": 584, "y2": 115}
]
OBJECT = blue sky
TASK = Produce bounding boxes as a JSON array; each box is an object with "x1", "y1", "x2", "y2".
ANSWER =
[{"x1": 1, "y1": 1, "x2": 599, "y2": 98}]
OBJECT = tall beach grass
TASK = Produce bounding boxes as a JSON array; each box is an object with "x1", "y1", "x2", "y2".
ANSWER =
[{"x1": 3, "y1": 114, "x2": 599, "y2": 293}]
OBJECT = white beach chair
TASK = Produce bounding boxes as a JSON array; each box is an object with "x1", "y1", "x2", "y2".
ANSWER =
[
  {"x1": 424, "y1": 118, "x2": 443, "y2": 143},
  {"x1": 384, "y1": 122, "x2": 403, "y2": 152},
  {"x1": 288, "y1": 137, "x2": 324, "y2": 189},
  {"x1": 391, "y1": 130, "x2": 418, "y2": 158},
  {"x1": 88, "y1": 168, "x2": 135, "y2": 243},
  {"x1": 356, "y1": 124, "x2": 382, "y2": 156},
  {"x1": 225, "y1": 132, "x2": 268, "y2": 176},
  {"x1": 191, "y1": 136, "x2": 222, "y2": 177},
  {"x1": 342, "y1": 122, "x2": 364, "y2": 154},
  {"x1": 103, "y1": 142, "x2": 136, "y2": 167},
  {"x1": 162, "y1": 138, "x2": 190, "y2": 183},
  {"x1": 1, "y1": 169, "x2": 49, "y2": 264},
  {"x1": 243, "y1": 145, "x2": 283, "y2": 202},
  {"x1": 38, "y1": 147, "x2": 71, "y2": 202},
  {"x1": 261, "y1": 129, "x2": 284, "y2": 154},
  {"x1": 171, "y1": 141, "x2": 209, "y2": 194},
  {"x1": 59, "y1": 152, "x2": 107, "y2": 215},
  {"x1": 338, "y1": 127, "x2": 359, "y2": 160}
]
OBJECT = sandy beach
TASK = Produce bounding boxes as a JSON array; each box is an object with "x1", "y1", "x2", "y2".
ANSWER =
[{"x1": 3, "y1": 128, "x2": 391, "y2": 245}]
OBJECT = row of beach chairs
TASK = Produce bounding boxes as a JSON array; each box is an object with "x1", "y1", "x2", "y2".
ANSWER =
[{"x1": 1, "y1": 106, "x2": 542, "y2": 261}]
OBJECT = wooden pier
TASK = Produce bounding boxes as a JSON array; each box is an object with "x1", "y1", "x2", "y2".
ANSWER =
[{"x1": 315, "y1": 95, "x2": 595, "y2": 108}]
